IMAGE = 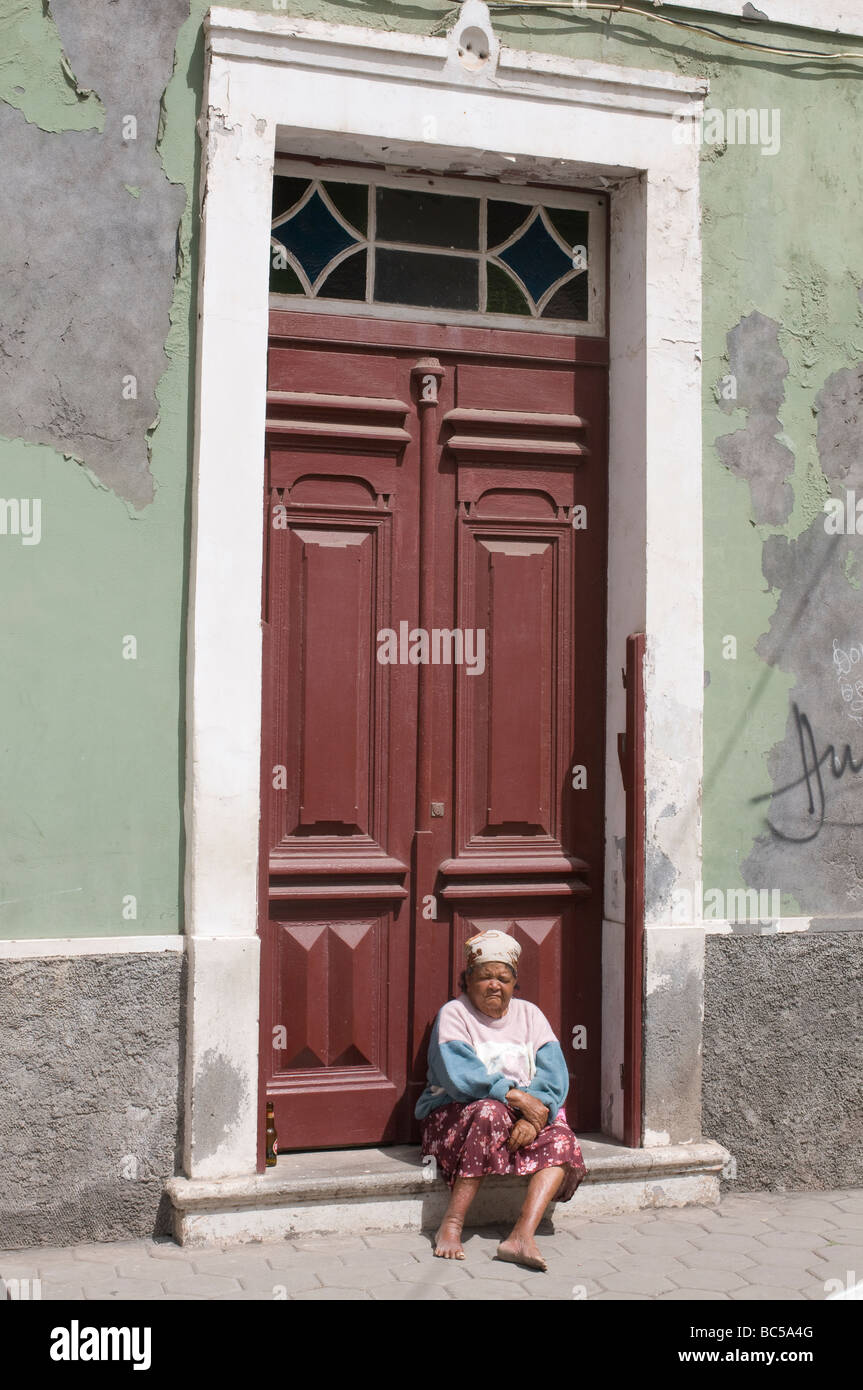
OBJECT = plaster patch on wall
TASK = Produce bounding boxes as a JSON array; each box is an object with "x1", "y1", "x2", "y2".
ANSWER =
[
  {"x1": 0, "y1": 0, "x2": 104, "y2": 131},
  {"x1": 645, "y1": 841, "x2": 676, "y2": 917},
  {"x1": 815, "y1": 362, "x2": 863, "y2": 488},
  {"x1": 743, "y1": 499, "x2": 863, "y2": 914},
  {"x1": 193, "y1": 1049, "x2": 248, "y2": 1163},
  {"x1": 716, "y1": 310, "x2": 794, "y2": 525},
  {"x1": 0, "y1": 0, "x2": 188, "y2": 507}
]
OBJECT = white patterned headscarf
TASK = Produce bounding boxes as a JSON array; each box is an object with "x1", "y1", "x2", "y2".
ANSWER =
[{"x1": 464, "y1": 929, "x2": 521, "y2": 975}]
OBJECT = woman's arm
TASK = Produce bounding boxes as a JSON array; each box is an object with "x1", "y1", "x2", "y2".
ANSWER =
[
  {"x1": 520, "y1": 1040, "x2": 570, "y2": 1121},
  {"x1": 428, "y1": 1032, "x2": 514, "y2": 1105}
]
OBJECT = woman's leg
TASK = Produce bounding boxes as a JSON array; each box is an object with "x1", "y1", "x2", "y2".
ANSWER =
[
  {"x1": 434, "y1": 1176, "x2": 484, "y2": 1259},
  {"x1": 496, "y1": 1165, "x2": 566, "y2": 1271}
]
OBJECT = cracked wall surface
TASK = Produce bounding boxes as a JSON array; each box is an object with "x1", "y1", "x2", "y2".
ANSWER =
[{"x1": 0, "y1": 0, "x2": 187, "y2": 507}]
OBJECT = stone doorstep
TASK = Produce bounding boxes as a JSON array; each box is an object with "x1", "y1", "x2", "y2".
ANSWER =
[{"x1": 165, "y1": 1136, "x2": 732, "y2": 1246}]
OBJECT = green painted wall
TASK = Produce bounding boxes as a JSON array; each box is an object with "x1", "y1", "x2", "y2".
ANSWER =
[
  {"x1": 0, "y1": 0, "x2": 193, "y2": 938},
  {"x1": 3, "y1": 2, "x2": 862, "y2": 936}
]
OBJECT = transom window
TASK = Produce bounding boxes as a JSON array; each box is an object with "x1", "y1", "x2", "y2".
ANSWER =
[{"x1": 270, "y1": 161, "x2": 606, "y2": 336}]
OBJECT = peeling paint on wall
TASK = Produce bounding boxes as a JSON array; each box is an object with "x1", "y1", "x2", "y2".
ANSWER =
[
  {"x1": 0, "y1": 0, "x2": 188, "y2": 507},
  {"x1": 644, "y1": 841, "x2": 676, "y2": 918},
  {"x1": 716, "y1": 311, "x2": 794, "y2": 525},
  {"x1": 816, "y1": 362, "x2": 863, "y2": 488},
  {"x1": 742, "y1": 354, "x2": 863, "y2": 915},
  {"x1": 0, "y1": 0, "x2": 104, "y2": 131}
]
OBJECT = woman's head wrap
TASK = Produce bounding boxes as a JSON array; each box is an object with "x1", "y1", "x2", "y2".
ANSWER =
[{"x1": 464, "y1": 929, "x2": 521, "y2": 974}]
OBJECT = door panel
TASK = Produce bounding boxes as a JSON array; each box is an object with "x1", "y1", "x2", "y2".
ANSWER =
[
  {"x1": 461, "y1": 526, "x2": 561, "y2": 840},
  {"x1": 261, "y1": 310, "x2": 607, "y2": 1153},
  {"x1": 267, "y1": 902, "x2": 406, "y2": 1147},
  {"x1": 276, "y1": 913, "x2": 384, "y2": 1070},
  {"x1": 291, "y1": 526, "x2": 373, "y2": 828},
  {"x1": 261, "y1": 341, "x2": 418, "y2": 1149},
  {"x1": 485, "y1": 543, "x2": 551, "y2": 826},
  {"x1": 455, "y1": 362, "x2": 577, "y2": 413}
]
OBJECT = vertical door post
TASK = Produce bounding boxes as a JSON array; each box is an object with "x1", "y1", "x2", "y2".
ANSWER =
[
  {"x1": 621, "y1": 632, "x2": 646, "y2": 1148},
  {"x1": 411, "y1": 357, "x2": 445, "y2": 833}
]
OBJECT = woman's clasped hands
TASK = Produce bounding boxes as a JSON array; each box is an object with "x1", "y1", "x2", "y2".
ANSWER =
[{"x1": 505, "y1": 1088, "x2": 550, "y2": 1152}]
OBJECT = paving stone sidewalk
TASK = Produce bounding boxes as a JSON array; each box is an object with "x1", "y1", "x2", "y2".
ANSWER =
[{"x1": 3, "y1": 1188, "x2": 863, "y2": 1301}]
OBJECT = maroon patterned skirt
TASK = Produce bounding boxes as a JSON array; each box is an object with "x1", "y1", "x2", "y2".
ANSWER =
[{"x1": 421, "y1": 1097, "x2": 587, "y2": 1202}]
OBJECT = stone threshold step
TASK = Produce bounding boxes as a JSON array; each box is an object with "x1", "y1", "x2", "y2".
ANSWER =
[{"x1": 166, "y1": 1135, "x2": 732, "y2": 1246}]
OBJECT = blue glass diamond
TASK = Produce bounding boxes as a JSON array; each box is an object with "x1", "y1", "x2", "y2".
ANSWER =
[
  {"x1": 272, "y1": 189, "x2": 359, "y2": 286},
  {"x1": 497, "y1": 212, "x2": 573, "y2": 307}
]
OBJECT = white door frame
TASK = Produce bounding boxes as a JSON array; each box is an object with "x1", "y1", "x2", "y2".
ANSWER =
[{"x1": 183, "y1": 2, "x2": 707, "y2": 1178}]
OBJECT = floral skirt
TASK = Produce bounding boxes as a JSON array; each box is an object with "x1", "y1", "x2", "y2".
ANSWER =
[{"x1": 421, "y1": 1098, "x2": 587, "y2": 1202}]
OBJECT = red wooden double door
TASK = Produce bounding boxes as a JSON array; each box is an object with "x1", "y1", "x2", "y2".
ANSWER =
[{"x1": 259, "y1": 309, "x2": 607, "y2": 1154}]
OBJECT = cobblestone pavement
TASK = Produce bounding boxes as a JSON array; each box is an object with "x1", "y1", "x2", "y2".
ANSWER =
[{"x1": 2, "y1": 1189, "x2": 863, "y2": 1301}]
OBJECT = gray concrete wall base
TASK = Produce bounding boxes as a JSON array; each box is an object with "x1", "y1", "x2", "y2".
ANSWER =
[
  {"x1": 703, "y1": 933, "x2": 863, "y2": 1190},
  {"x1": 0, "y1": 952, "x2": 184, "y2": 1248}
]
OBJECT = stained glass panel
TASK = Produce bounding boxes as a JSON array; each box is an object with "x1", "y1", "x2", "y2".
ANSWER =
[
  {"x1": 318, "y1": 249, "x2": 367, "y2": 301},
  {"x1": 270, "y1": 255, "x2": 304, "y2": 295},
  {"x1": 269, "y1": 170, "x2": 597, "y2": 327},
  {"x1": 541, "y1": 275, "x2": 588, "y2": 321},
  {"x1": 272, "y1": 176, "x2": 309, "y2": 221},
  {"x1": 375, "y1": 249, "x2": 478, "y2": 310},
  {"x1": 487, "y1": 199, "x2": 531, "y2": 249},
  {"x1": 546, "y1": 206, "x2": 589, "y2": 253},
  {"x1": 376, "y1": 188, "x2": 479, "y2": 250},
  {"x1": 325, "y1": 182, "x2": 368, "y2": 237},
  {"x1": 486, "y1": 261, "x2": 530, "y2": 316},
  {"x1": 272, "y1": 189, "x2": 360, "y2": 286},
  {"x1": 495, "y1": 211, "x2": 574, "y2": 307}
]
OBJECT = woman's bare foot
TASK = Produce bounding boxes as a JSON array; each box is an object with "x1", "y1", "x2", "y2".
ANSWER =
[
  {"x1": 434, "y1": 1216, "x2": 466, "y2": 1259},
  {"x1": 495, "y1": 1234, "x2": 547, "y2": 1271}
]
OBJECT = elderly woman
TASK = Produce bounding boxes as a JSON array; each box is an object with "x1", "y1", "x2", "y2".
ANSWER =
[{"x1": 416, "y1": 929, "x2": 587, "y2": 1270}]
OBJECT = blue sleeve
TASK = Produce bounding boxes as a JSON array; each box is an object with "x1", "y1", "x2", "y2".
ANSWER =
[
  {"x1": 428, "y1": 1031, "x2": 514, "y2": 1106},
  {"x1": 523, "y1": 1041, "x2": 570, "y2": 1121}
]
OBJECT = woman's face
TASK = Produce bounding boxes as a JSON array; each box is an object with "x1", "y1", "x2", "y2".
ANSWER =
[{"x1": 465, "y1": 962, "x2": 516, "y2": 1019}]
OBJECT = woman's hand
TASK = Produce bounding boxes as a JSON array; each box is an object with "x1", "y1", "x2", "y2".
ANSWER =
[
  {"x1": 507, "y1": 1118, "x2": 539, "y2": 1152},
  {"x1": 506, "y1": 1088, "x2": 550, "y2": 1133}
]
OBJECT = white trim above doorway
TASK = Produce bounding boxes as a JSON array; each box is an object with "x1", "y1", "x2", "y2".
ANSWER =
[{"x1": 185, "y1": 2, "x2": 706, "y2": 1181}]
